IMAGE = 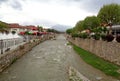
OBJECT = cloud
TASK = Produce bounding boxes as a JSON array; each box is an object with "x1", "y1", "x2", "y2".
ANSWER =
[
  {"x1": 21, "y1": 19, "x2": 58, "y2": 28},
  {"x1": 0, "y1": 16, "x2": 3, "y2": 19},
  {"x1": 0, "y1": 0, "x2": 8, "y2": 4},
  {"x1": 0, "y1": 0, "x2": 23, "y2": 10},
  {"x1": 8, "y1": 0, "x2": 23, "y2": 10},
  {"x1": 37, "y1": 0, "x2": 120, "y2": 13},
  {"x1": 1, "y1": 0, "x2": 120, "y2": 28},
  {"x1": 0, "y1": 0, "x2": 97, "y2": 27},
  {"x1": 32, "y1": 0, "x2": 120, "y2": 13},
  {"x1": 1, "y1": 0, "x2": 120, "y2": 12},
  {"x1": 0, "y1": 0, "x2": 8, "y2": 7},
  {"x1": 69, "y1": 0, "x2": 120, "y2": 13}
]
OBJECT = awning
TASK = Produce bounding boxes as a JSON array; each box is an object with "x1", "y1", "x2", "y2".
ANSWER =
[
  {"x1": 32, "y1": 32, "x2": 37, "y2": 35},
  {"x1": 19, "y1": 32, "x2": 25, "y2": 35},
  {"x1": 40, "y1": 32, "x2": 47, "y2": 34}
]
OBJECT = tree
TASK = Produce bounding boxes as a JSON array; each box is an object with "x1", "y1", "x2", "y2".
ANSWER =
[
  {"x1": 37, "y1": 26, "x2": 43, "y2": 32},
  {"x1": 0, "y1": 21, "x2": 8, "y2": 32},
  {"x1": 47, "y1": 29, "x2": 59, "y2": 33},
  {"x1": 66, "y1": 28, "x2": 73, "y2": 34},
  {"x1": 83, "y1": 16, "x2": 100, "y2": 30},
  {"x1": 74, "y1": 20, "x2": 84, "y2": 32},
  {"x1": 97, "y1": 3, "x2": 120, "y2": 25},
  {"x1": 11, "y1": 30, "x2": 16, "y2": 35}
]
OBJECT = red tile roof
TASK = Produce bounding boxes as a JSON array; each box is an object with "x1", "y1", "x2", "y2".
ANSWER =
[
  {"x1": 8, "y1": 24, "x2": 38, "y2": 30},
  {"x1": 8, "y1": 23, "x2": 18, "y2": 27},
  {"x1": 8, "y1": 23, "x2": 24, "y2": 28},
  {"x1": 8, "y1": 23, "x2": 38, "y2": 30},
  {"x1": 26, "y1": 25, "x2": 38, "y2": 30}
]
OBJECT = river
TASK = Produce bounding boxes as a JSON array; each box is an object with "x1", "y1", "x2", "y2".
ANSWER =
[{"x1": 0, "y1": 34, "x2": 118, "y2": 81}]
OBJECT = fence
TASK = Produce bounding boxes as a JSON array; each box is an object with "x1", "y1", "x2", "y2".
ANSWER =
[
  {"x1": 0, "y1": 34, "x2": 50, "y2": 54},
  {"x1": 0, "y1": 38, "x2": 24, "y2": 54}
]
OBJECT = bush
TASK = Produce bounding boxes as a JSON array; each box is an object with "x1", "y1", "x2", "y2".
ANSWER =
[
  {"x1": 71, "y1": 33, "x2": 79, "y2": 38},
  {"x1": 11, "y1": 31, "x2": 16, "y2": 35},
  {"x1": 106, "y1": 34, "x2": 114, "y2": 42},
  {"x1": 116, "y1": 35, "x2": 120, "y2": 43},
  {"x1": 79, "y1": 33, "x2": 88, "y2": 39},
  {"x1": 101, "y1": 34, "x2": 106, "y2": 41},
  {"x1": 92, "y1": 33, "x2": 100, "y2": 40}
]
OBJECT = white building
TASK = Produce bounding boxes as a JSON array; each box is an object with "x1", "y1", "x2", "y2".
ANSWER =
[
  {"x1": 107, "y1": 25, "x2": 120, "y2": 35},
  {"x1": 8, "y1": 23, "x2": 38, "y2": 34}
]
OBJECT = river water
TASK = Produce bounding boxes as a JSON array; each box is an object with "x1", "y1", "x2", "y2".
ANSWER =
[{"x1": 0, "y1": 34, "x2": 118, "y2": 81}]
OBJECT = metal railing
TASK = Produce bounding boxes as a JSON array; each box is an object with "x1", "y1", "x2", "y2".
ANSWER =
[
  {"x1": 0, "y1": 38, "x2": 24, "y2": 54},
  {"x1": 0, "y1": 34, "x2": 49, "y2": 54}
]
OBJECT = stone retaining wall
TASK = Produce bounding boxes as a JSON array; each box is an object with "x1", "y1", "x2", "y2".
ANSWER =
[
  {"x1": 68, "y1": 37, "x2": 120, "y2": 66},
  {"x1": 0, "y1": 35, "x2": 50, "y2": 72}
]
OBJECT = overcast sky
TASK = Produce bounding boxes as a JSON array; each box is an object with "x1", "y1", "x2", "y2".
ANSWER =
[{"x1": 0, "y1": 0, "x2": 120, "y2": 28}]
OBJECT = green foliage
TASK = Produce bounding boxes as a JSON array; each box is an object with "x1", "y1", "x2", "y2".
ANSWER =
[
  {"x1": 67, "y1": 3, "x2": 120, "y2": 41},
  {"x1": 91, "y1": 26, "x2": 108, "y2": 40},
  {"x1": 91, "y1": 28, "x2": 100, "y2": 33},
  {"x1": 25, "y1": 31, "x2": 30, "y2": 35},
  {"x1": 79, "y1": 33, "x2": 88, "y2": 39},
  {"x1": 11, "y1": 31, "x2": 16, "y2": 34},
  {"x1": 101, "y1": 34, "x2": 106, "y2": 41},
  {"x1": 66, "y1": 28, "x2": 73, "y2": 34},
  {"x1": 71, "y1": 16, "x2": 100, "y2": 38},
  {"x1": 97, "y1": 3, "x2": 120, "y2": 25},
  {"x1": 92, "y1": 26, "x2": 108, "y2": 33},
  {"x1": 47, "y1": 29, "x2": 59, "y2": 33},
  {"x1": 83, "y1": 16, "x2": 100, "y2": 30},
  {"x1": 73, "y1": 45, "x2": 120, "y2": 77},
  {"x1": 0, "y1": 21, "x2": 8, "y2": 32},
  {"x1": 71, "y1": 33, "x2": 79, "y2": 38},
  {"x1": 74, "y1": 20, "x2": 84, "y2": 32},
  {"x1": 92, "y1": 33, "x2": 101, "y2": 40},
  {"x1": 11, "y1": 58, "x2": 17, "y2": 64},
  {"x1": 37, "y1": 26, "x2": 43, "y2": 32},
  {"x1": 100, "y1": 26, "x2": 108, "y2": 33}
]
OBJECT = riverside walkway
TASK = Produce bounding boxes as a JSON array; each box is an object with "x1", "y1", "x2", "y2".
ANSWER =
[{"x1": 0, "y1": 34, "x2": 118, "y2": 81}]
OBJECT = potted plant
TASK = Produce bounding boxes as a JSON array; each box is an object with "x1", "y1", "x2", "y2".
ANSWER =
[
  {"x1": 101, "y1": 34, "x2": 106, "y2": 41},
  {"x1": 116, "y1": 35, "x2": 120, "y2": 43},
  {"x1": 106, "y1": 34, "x2": 114, "y2": 42}
]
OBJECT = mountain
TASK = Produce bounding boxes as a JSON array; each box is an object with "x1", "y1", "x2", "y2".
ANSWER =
[{"x1": 51, "y1": 24, "x2": 72, "y2": 32}]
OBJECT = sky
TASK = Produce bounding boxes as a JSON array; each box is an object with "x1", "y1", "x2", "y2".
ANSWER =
[{"x1": 0, "y1": 0, "x2": 120, "y2": 28}]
